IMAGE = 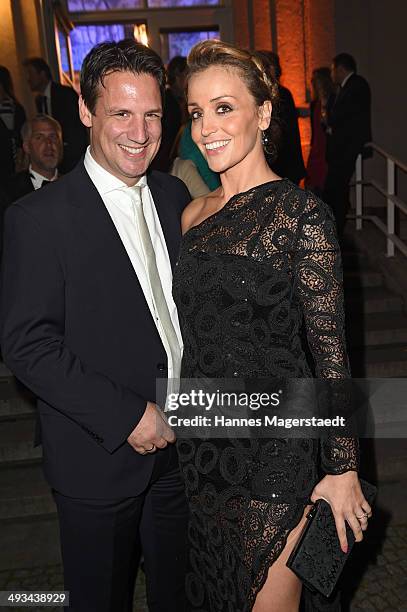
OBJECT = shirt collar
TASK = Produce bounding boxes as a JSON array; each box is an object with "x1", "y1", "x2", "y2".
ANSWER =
[
  {"x1": 341, "y1": 72, "x2": 354, "y2": 88},
  {"x1": 84, "y1": 146, "x2": 147, "y2": 197},
  {"x1": 29, "y1": 164, "x2": 58, "y2": 183}
]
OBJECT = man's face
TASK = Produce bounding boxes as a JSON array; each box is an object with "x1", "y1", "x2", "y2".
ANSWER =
[
  {"x1": 79, "y1": 71, "x2": 163, "y2": 186},
  {"x1": 23, "y1": 121, "x2": 63, "y2": 174},
  {"x1": 25, "y1": 65, "x2": 48, "y2": 92}
]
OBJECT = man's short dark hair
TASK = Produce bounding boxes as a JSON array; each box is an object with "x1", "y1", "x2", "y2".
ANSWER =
[
  {"x1": 80, "y1": 39, "x2": 166, "y2": 114},
  {"x1": 167, "y1": 56, "x2": 187, "y2": 87},
  {"x1": 23, "y1": 57, "x2": 52, "y2": 80},
  {"x1": 333, "y1": 53, "x2": 357, "y2": 73}
]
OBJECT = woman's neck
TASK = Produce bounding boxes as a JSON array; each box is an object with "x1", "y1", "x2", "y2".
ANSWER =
[{"x1": 218, "y1": 154, "x2": 280, "y2": 204}]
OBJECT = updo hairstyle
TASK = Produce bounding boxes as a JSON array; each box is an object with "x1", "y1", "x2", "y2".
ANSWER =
[{"x1": 186, "y1": 40, "x2": 279, "y2": 110}]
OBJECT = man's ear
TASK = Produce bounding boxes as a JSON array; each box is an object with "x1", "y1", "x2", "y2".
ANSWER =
[
  {"x1": 79, "y1": 96, "x2": 92, "y2": 128},
  {"x1": 22, "y1": 140, "x2": 30, "y2": 156},
  {"x1": 258, "y1": 100, "x2": 272, "y2": 131}
]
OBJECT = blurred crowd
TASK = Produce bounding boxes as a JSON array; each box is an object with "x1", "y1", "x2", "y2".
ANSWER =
[{"x1": 0, "y1": 48, "x2": 370, "y2": 239}]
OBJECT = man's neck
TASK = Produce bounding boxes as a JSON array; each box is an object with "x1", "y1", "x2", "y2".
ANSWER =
[
  {"x1": 30, "y1": 164, "x2": 57, "y2": 181},
  {"x1": 38, "y1": 79, "x2": 51, "y2": 95}
]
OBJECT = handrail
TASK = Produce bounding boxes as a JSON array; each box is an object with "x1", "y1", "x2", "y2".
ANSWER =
[
  {"x1": 366, "y1": 142, "x2": 407, "y2": 174},
  {"x1": 353, "y1": 142, "x2": 407, "y2": 258}
]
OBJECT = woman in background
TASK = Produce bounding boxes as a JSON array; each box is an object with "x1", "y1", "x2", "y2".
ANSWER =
[
  {"x1": 305, "y1": 67, "x2": 335, "y2": 195},
  {"x1": 173, "y1": 40, "x2": 371, "y2": 612}
]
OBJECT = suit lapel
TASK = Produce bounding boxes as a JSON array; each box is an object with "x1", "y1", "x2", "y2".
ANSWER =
[{"x1": 66, "y1": 163, "x2": 143, "y2": 282}]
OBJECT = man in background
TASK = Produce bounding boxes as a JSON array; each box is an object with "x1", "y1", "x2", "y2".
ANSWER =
[
  {"x1": 23, "y1": 57, "x2": 87, "y2": 173},
  {"x1": 7, "y1": 114, "x2": 63, "y2": 201},
  {"x1": 324, "y1": 52, "x2": 371, "y2": 236},
  {"x1": 151, "y1": 56, "x2": 187, "y2": 172}
]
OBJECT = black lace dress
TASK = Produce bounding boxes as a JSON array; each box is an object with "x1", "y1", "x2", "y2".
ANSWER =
[{"x1": 172, "y1": 179, "x2": 359, "y2": 612}]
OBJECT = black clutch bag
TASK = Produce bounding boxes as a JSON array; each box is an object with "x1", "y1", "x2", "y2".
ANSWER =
[{"x1": 286, "y1": 478, "x2": 377, "y2": 598}]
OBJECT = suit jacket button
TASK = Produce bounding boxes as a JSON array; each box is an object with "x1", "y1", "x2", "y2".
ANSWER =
[{"x1": 157, "y1": 363, "x2": 167, "y2": 372}]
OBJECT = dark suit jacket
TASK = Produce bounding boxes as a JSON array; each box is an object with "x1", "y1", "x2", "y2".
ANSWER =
[
  {"x1": 326, "y1": 73, "x2": 372, "y2": 166},
  {"x1": 36, "y1": 82, "x2": 88, "y2": 173},
  {"x1": 1, "y1": 162, "x2": 190, "y2": 498},
  {"x1": 6, "y1": 170, "x2": 34, "y2": 202}
]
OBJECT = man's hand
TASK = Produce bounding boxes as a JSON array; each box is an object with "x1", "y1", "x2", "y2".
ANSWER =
[{"x1": 127, "y1": 401, "x2": 175, "y2": 455}]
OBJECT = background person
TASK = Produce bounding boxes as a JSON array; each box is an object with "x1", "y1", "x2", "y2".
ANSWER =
[
  {"x1": 23, "y1": 57, "x2": 88, "y2": 173},
  {"x1": 305, "y1": 67, "x2": 335, "y2": 195},
  {"x1": 152, "y1": 55, "x2": 188, "y2": 172},
  {"x1": 0, "y1": 65, "x2": 26, "y2": 184},
  {"x1": 323, "y1": 52, "x2": 372, "y2": 236},
  {"x1": 7, "y1": 114, "x2": 63, "y2": 201},
  {"x1": 257, "y1": 50, "x2": 306, "y2": 185}
]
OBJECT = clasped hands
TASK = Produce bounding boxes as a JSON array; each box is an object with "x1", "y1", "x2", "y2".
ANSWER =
[
  {"x1": 127, "y1": 401, "x2": 175, "y2": 455},
  {"x1": 310, "y1": 470, "x2": 372, "y2": 553}
]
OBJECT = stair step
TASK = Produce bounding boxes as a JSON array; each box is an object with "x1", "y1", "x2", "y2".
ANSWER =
[
  {"x1": 0, "y1": 420, "x2": 40, "y2": 465},
  {"x1": 0, "y1": 517, "x2": 61, "y2": 571},
  {"x1": 0, "y1": 397, "x2": 35, "y2": 421},
  {"x1": 0, "y1": 465, "x2": 54, "y2": 520},
  {"x1": 347, "y1": 312, "x2": 407, "y2": 346},
  {"x1": 358, "y1": 344, "x2": 407, "y2": 377},
  {"x1": 345, "y1": 287, "x2": 404, "y2": 314},
  {"x1": 343, "y1": 269, "x2": 382, "y2": 288},
  {"x1": 0, "y1": 363, "x2": 13, "y2": 378}
]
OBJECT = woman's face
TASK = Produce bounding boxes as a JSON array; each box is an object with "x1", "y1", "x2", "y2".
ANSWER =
[{"x1": 187, "y1": 66, "x2": 271, "y2": 174}]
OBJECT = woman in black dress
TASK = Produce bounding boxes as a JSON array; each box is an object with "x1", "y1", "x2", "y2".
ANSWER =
[{"x1": 172, "y1": 40, "x2": 371, "y2": 612}]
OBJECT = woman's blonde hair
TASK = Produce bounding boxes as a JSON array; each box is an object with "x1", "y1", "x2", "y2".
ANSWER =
[{"x1": 186, "y1": 39, "x2": 279, "y2": 108}]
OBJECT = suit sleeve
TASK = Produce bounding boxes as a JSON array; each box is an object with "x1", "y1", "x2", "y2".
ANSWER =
[{"x1": 0, "y1": 204, "x2": 147, "y2": 454}]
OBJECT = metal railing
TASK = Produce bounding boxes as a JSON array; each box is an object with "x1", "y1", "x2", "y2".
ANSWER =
[{"x1": 353, "y1": 142, "x2": 407, "y2": 257}]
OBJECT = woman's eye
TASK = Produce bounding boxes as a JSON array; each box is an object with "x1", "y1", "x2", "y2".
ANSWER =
[
  {"x1": 190, "y1": 110, "x2": 202, "y2": 121},
  {"x1": 217, "y1": 105, "x2": 232, "y2": 114}
]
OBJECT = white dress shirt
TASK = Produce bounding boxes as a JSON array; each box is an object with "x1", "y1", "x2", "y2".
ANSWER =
[
  {"x1": 43, "y1": 81, "x2": 52, "y2": 116},
  {"x1": 83, "y1": 148, "x2": 183, "y2": 399},
  {"x1": 341, "y1": 71, "x2": 354, "y2": 89}
]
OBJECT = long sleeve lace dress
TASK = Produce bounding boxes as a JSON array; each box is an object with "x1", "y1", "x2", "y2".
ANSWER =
[{"x1": 172, "y1": 179, "x2": 359, "y2": 612}]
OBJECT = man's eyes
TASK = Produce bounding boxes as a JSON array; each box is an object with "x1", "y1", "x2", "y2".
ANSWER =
[{"x1": 113, "y1": 112, "x2": 161, "y2": 119}]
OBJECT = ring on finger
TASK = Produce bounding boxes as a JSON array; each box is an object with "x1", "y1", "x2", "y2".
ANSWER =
[
  {"x1": 146, "y1": 444, "x2": 156, "y2": 453},
  {"x1": 356, "y1": 512, "x2": 368, "y2": 520}
]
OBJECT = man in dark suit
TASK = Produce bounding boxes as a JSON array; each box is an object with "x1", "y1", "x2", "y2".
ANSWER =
[
  {"x1": 7, "y1": 114, "x2": 63, "y2": 201},
  {"x1": 323, "y1": 53, "x2": 372, "y2": 236},
  {"x1": 2, "y1": 41, "x2": 190, "y2": 612},
  {"x1": 23, "y1": 57, "x2": 88, "y2": 173}
]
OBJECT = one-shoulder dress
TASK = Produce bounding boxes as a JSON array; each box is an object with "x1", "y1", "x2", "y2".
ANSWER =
[{"x1": 172, "y1": 179, "x2": 359, "y2": 612}]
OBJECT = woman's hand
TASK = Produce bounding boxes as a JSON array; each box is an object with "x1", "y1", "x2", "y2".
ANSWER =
[{"x1": 310, "y1": 471, "x2": 372, "y2": 553}]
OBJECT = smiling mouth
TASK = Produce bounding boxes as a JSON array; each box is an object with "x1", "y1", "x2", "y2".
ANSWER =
[
  {"x1": 118, "y1": 144, "x2": 147, "y2": 155},
  {"x1": 204, "y1": 140, "x2": 231, "y2": 151}
]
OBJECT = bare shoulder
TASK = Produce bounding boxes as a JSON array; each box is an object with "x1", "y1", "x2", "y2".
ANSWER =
[{"x1": 181, "y1": 188, "x2": 222, "y2": 234}]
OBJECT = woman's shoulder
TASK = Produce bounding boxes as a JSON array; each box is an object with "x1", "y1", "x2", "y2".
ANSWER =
[{"x1": 181, "y1": 189, "x2": 222, "y2": 233}]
